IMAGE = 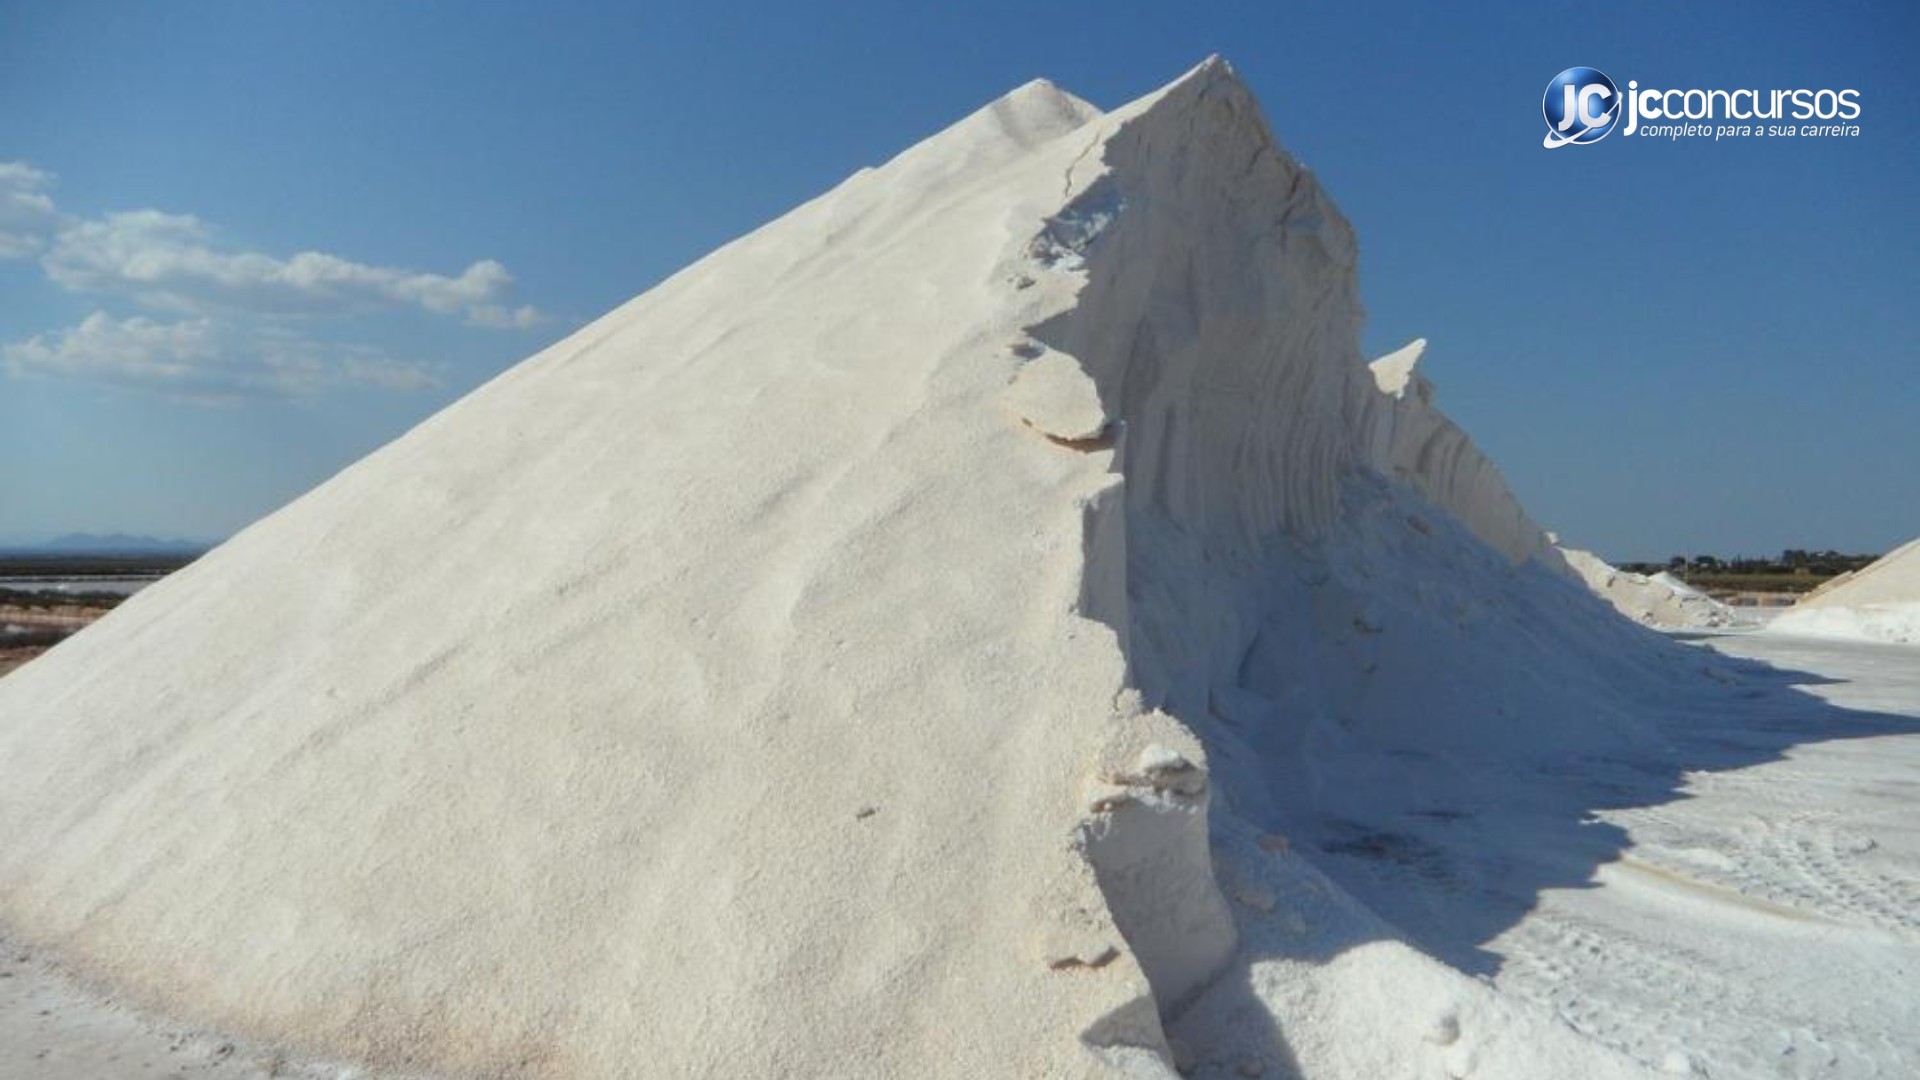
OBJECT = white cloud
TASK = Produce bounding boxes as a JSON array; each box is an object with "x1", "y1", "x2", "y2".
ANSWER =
[
  {"x1": 1, "y1": 160, "x2": 544, "y2": 403},
  {"x1": 0, "y1": 162, "x2": 64, "y2": 259},
  {"x1": 43, "y1": 209, "x2": 538, "y2": 325},
  {"x1": 3, "y1": 311, "x2": 441, "y2": 405}
]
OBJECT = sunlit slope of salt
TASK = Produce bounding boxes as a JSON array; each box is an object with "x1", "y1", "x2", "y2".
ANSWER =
[{"x1": 1, "y1": 71, "x2": 1171, "y2": 1080}]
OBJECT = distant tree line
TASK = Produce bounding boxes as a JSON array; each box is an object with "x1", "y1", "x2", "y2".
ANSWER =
[
  {"x1": 0, "y1": 586, "x2": 130, "y2": 610},
  {"x1": 0, "y1": 553, "x2": 200, "y2": 578},
  {"x1": 1620, "y1": 549, "x2": 1882, "y2": 581}
]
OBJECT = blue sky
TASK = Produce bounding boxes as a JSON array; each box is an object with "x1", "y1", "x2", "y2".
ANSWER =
[{"x1": 1, "y1": 1, "x2": 1913, "y2": 560}]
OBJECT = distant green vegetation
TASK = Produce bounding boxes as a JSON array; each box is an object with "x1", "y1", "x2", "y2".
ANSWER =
[
  {"x1": 1618, "y1": 549, "x2": 1882, "y2": 595},
  {"x1": 0, "y1": 552, "x2": 200, "y2": 578},
  {"x1": 1678, "y1": 573, "x2": 1828, "y2": 595}
]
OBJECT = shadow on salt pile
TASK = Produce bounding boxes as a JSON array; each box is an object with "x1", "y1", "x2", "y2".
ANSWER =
[
  {"x1": 1138, "y1": 494, "x2": 1919, "y2": 1075},
  {"x1": 1113, "y1": 498, "x2": 1918, "y2": 1075},
  {"x1": 1011, "y1": 66, "x2": 1920, "y2": 1073},
  {"x1": 1174, "y1": 638, "x2": 1919, "y2": 1076}
]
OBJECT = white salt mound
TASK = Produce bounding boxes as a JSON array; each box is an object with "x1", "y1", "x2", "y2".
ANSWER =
[
  {"x1": 1801, "y1": 537, "x2": 1920, "y2": 608},
  {"x1": 1771, "y1": 536, "x2": 1920, "y2": 644},
  {"x1": 1562, "y1": 548, "x2": 1737, "y2": 630},
  {"x1": 0, "y1": 59, "x2": 1675, "y2": 1078}
]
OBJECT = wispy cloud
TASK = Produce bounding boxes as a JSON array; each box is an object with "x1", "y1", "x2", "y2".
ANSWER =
[
  {"x1": 3, "y1": 311, "x2": 441, "y2": 405},
  {"x1": 466, "y1": 302, "x2": 545, "y2": 329},
  {"x1": 0, "y1": 162, "x2": 63, "y2": 259},
  {"x1": 1, "y1": 159, "x2": 541, "y2": 403},
  {"x1": 43, "y1": 209, "x2": 535, "y2": 323}
]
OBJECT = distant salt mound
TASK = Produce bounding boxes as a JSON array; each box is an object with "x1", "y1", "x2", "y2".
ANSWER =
[
  {"x1": 1772, "y1": 537, "x2": 1920, "y2": 644},
  {"x1": 1796, "y1": 537, "x2": 1920, "y2": 609},
  {"x1": 0, "y1": 60, "x2": 1675, "y2": 1079},
  {"x1": 1562, "y1": 548, "x2": 1738, "y2": 630}
]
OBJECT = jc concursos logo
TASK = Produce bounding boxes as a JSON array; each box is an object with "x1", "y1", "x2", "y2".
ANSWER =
[{"x1": 1542, "y1": 66, "x2": 1863, "y2": 148}]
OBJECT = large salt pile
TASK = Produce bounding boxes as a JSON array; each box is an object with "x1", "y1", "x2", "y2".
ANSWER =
[
  {"x1": 1771, "y1": 536, "x2": 1920, "y2": 643},
  {"x1": 1, "y1": 60, "x2": 1681, "y2": 1078}
]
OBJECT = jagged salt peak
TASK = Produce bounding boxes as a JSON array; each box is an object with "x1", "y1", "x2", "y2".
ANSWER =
[{"x1": 1369, "y1": 338, "x2": 1429, "y2": 401}]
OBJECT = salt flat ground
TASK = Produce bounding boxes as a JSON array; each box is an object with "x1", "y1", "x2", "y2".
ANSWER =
[
  {"x1": 1299, "y1": 632, "x2": 1920, "y2": 1079},
  {"x1": 4, "y1": 631, "x2": 1916, "y2": 1079}
]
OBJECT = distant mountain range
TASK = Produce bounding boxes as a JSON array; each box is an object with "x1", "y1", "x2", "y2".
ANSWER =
[{"x1": 6, "y1": 533, "x2": 212, "y2": 556}]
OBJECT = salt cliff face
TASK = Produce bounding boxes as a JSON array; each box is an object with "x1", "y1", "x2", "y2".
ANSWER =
[
  {"x1": 0, "y1": 60, "x2": 1668, "y2": 1079},
  {"x1": 1032, "y1": 67, "x2": 1663, "y2": 767}
]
